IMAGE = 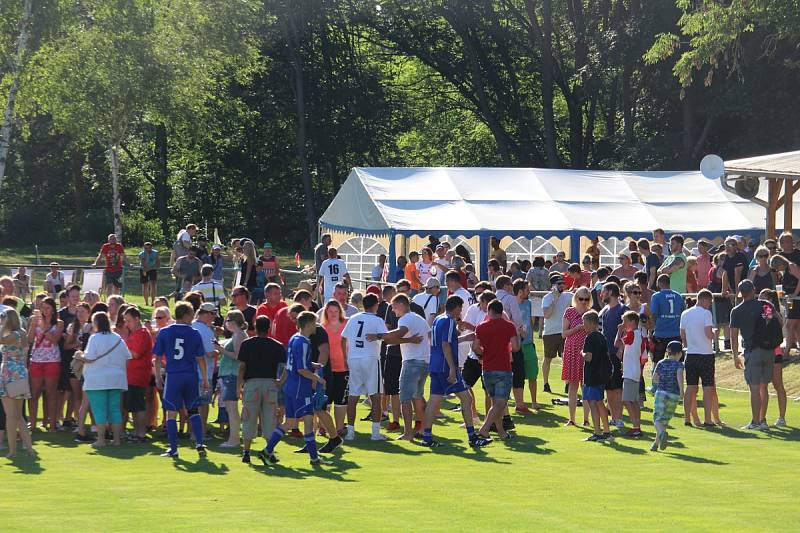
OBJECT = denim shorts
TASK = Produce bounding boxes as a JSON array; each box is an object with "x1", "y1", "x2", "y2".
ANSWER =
[
  {"x1": 399, "y1": 359, "x2": 428, "y2": 403},
  {"x1": 483, "y1": 370, "x2": 513, "y2": 400},
  {"x1": 220, "y1": 375, "x2": 239, "y2": 402}
]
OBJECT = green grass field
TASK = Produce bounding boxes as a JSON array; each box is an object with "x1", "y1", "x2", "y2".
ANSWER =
[
  {"x1": 3, "y1": 245, "x2": 800, "y2": 531},
  {"x1": 2, "y1": 344, "x2": 799, "y2": 532}
]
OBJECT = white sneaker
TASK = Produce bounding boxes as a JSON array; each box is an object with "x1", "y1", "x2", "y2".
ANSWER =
[
  {"x1": 758, "y1": 421, "x2": 769, "y2": 431},
  {"x1": 613, "y1": 419, "x2": 625, "y2": 429},
  {"x1": 775, "y1": 417, "x2": 787, "y2": 427},
  {"x1": 344, "y1": 428, "x2": 355, "y2": 441},
  {"x1": 741, "y1": 422, "x2": 759, "y2": 430},
  {"x1": 370, "y1": 433, "x2": 389, "y2": 441}
]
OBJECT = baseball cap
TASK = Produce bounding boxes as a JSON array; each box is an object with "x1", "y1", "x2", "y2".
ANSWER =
[
  {"x1": 435, "y1": 244, "x2": 445, "y2": 251},
  {"x1": 199, "y1": 302, "x2": 217, "y2": 314},
  {"x1": 366, "y1": 285, "x2": 382, "y2": 296},
  {"x1": 549, "y1": 273, "x2": 564, "y2": 284},
  {"x1": 263, "y1": 242, "x2": 272, "y2": 249},
  {"x1": 666, "y1": 340, "x2": 684, "y2": 354},
  {"x1": 212, "y1": 244, "x2": 222, "y2": 251},
  {"x1": 425, "y1": 277, "x2": 441, "y2": 289}
]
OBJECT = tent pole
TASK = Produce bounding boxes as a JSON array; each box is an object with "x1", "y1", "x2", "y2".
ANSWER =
[
  {"x1": 569, "y1": 233, "x2": 581, "y2": 263},
  {"x1": 479, "y1": 236, "x2": 489, "y2": 281},
  {"x1": 784, "y1": 178, "x2": 794, "y2": 234},
  {"x1": 387, "y1": 231, "x2": 397, "y2": 283},
  {"x1": 768, "y1": 178, "x2": 780, "y2": 238}
]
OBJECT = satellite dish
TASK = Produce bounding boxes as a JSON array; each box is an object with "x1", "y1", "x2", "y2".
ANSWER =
[
  {"x1": 700, "y1": 154, "x2": 725, "y2": 180},
  {"x1": 734, "y1": 177, "x2": 760, "y2": 199}
]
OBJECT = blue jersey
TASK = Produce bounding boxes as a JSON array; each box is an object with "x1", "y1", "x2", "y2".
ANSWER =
[
  {"x1": 153, "y1": 323, "x2": 205, "y2": 374},
  {"x1": 430, "y1": 314, "x2": 458, "y2": 374},
  {"x1": 284, "y1": 334, "x2": 313, "y2": 399},
  {"x1": 651, "y1": 289, "x2": 684, "y2": 338}
]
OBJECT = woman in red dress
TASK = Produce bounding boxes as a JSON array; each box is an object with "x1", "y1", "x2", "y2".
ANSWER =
[{"x1": 562, "y1": 287, "x2": 592, "y2": 426}]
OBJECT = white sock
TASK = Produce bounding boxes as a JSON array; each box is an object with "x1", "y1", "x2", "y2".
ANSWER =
[
  {"x1": 372, "y1": 422, "x2": 380, "y2": 437},
  {"x1": 346, "y1": 424, "x2": 354, "y2": 432}
]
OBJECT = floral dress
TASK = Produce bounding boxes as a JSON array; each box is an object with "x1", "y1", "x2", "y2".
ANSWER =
[
  {"x1": 561, "y1": 306, "x2": 587, "y2": 383},
  {"x1": 0, "y1": 331, "x2": 30, "y2": 399}
]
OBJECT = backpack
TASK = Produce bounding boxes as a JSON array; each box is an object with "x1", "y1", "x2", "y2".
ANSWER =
[{"x1": 752, "y1": 302, "x2": 783, "y2": 350}]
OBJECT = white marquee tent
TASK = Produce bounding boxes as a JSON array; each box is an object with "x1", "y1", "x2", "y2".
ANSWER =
[{"x1": 319, "y1": 167, "x2": 800, "y2": 280}]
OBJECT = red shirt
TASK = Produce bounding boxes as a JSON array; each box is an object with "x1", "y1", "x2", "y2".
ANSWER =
[
  {"x1": 475, "y1": 317, "x2": 517, "y2": 372},
  {"x1": 271, "y1": 307, "x2": 297, "y2": 347},
  {"x1": 126, "y1": 327, "x2": 154, "y2": 387},
  {"x1": 565, "y1": 270, "x2": 592, "y2": 290},
  {"x1": 100, "y1": 243, "x2": 125, "y2": 272},
  {"x1": 256, "y1": 300, "x2": 287, "y2": 324}
]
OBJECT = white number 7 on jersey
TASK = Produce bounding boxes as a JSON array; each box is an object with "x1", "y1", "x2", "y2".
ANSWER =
[{"x1": 174, "y1": 338, "x2": 185, "y2": 360}]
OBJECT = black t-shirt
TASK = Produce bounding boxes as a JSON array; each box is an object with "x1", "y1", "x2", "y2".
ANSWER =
[
  {"x1": 645, "y1": 253, "x2": 662, "y2": 289},
  {"x1": 238, "y1": 336, "x2": 286, "y2": 380},
  {"x1": 722, "y1": 252, "x2": 748, "y2": 290},
  {"x1": 309, "y1": 325, "x2": 329, "y2": 364},
  {"x1": 58, "y1": 306, "x2": 77, "y2": 355},
  {"x1": 224, "y1": 305, "x2": 257, "y2": 339},
  {"x1": 583, "y1": 331, "x2": 612, "y2": 387},
  {"x1": 382, "y1": 302, "x2": 401, "y2": 358}
]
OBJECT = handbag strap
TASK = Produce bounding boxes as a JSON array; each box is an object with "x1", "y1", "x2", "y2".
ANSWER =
[{"x1": 85, "y1": 336, "x2": 123, "y2": 364}]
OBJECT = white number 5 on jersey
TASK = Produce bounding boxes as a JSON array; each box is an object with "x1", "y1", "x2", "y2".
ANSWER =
[{"x1": 174, "y1": 338, "x2": 185, "y2": 360}]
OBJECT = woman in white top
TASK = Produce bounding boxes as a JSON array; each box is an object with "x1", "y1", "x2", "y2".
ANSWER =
[{"x1": 75, "y1": 311, "x2": 131, "y2": 448}]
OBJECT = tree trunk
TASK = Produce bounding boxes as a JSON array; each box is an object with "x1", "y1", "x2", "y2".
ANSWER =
[
  {"x1": 529, "y1": 0, "x2": 560, "y2": 167},
  {"x1": 287, "y1": 7, "x2": 317, "y2": 248},
  {"x1": 154, "y1": 123, "x2": 170, "y2": 243},
  {"x1": 71, "y1": 147, "x2": 86, "y2": 215},
  {"x1": 109, "y1": 142, "x2": 123, "y2": 239},
  {"x1": 0, "y1": 0, "x2": 34, "y2": 191}
]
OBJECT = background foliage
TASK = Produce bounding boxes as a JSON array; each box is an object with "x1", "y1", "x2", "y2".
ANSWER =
[{"x1": 1, "y1": 0, "x2": 799, "y2": 249}]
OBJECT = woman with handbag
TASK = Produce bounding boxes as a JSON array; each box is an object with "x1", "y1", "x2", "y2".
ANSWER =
[
  {"x1": 0, "y1": 309, "x2": 36, "y2": 458},
  {"x1": 75, "y1": 311, "x2": 131, "y2": 449}
]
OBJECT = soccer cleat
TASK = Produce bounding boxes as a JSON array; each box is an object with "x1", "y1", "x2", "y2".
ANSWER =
[
  {"x1": 310, "y1": 456, "x2": 333, "y2": 466},
  {"x1": 293, "y1": 445, "x2": 309, "y2": 454},
  {"x1": 419, "y1": 439, "x2": 441, "y2": 448},
  {"x1": 257, "y1": 450, "x2": 279, "y2": 465},
  {"x1": 318, "y1": 436, "x2": 343, "y2": 454},
  {"x1": 196, "y1": 445, "x2": 208, "y2": 457},
  {"x1": 241, "y1": 452, "x2": 251, "y2": 464},
  {"x1": 502, "y1": 417, "x2": 516, "y2": 431},
  {"x1": 469, "y1": 434, "x2": 492, "y2": 447},
  {"x1": 160, "y1": 450, "x2": 179, "y2": 459}
]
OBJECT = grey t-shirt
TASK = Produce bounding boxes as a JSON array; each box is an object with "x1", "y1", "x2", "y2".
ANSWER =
[
  {"x1": 729, "y1": 298, "x2": 763, "y2": 352},
  {"x1": 314, "y1": 243, "x2": 328, "y2": 273}
]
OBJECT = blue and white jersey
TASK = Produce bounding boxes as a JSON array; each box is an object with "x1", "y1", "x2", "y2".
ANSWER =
[
  {"x1": 429, "y1": 314, "x2": 458, "y2": 374},
  {"x1": 153, "y1": 324, "x2": 205, "y2": 375},
  {"x1": 284, "y1": 333, "x2": 314, "y2": 399},
  {"x1": 651, "y1": 289, "x2": 685, "y2": 338}
]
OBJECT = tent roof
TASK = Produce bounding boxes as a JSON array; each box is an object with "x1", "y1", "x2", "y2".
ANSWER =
[
  {"x1": 725, "y1": 150, "x2": 800, "y2": 179},
  {"x1": 320, "y1": 167, "x2": 794, "y2": 239}
]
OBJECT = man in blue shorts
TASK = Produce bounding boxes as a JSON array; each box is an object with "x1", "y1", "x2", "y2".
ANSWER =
[
  {"x1": 153, "y1": 301, "x2": 210, "y2": 459},
  {"x1": 420, "y1": 295, "x2": 487, "y2": 448},
  {"x1": 260, "y1": 311, "x2": 331, "y2": 466}
]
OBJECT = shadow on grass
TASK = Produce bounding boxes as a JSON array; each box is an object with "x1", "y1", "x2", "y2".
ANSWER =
[
  {"x1": 247, "y1": 456, "x2": 360, "y2": 482},
  {"x1": 171, "y1": 456, "x2": 230, "y2": 475},
  {"x1": 762, "y1": 426, "x2": 800, "y2": 441},
  {"x1": 664, "y1": 452, "x2": 728, "y2": 465},
  {"x1": 4, "y1": 455, "x2": 45, "y2": 474},
  {"x1": 502, "y1": 434, "x2": 555, "y2": 455}
]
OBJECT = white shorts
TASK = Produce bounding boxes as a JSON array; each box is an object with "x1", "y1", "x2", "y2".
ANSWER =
[{"x1": 348, "y1": 357, "x2": 382, "y2": 397}]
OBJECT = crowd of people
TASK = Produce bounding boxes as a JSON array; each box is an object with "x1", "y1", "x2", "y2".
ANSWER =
[{"x1": 0, "y1": 226, "x2": 795, "y2": 463}]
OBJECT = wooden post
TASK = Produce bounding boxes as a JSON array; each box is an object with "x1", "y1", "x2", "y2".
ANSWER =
[
  {"x1": 767, "y1": 178, "x2": 780, "y2": 239},
  {"x1": 784, "y1": 178, "x2": 795, "y2": 234}
]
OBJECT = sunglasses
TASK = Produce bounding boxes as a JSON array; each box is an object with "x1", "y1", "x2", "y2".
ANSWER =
[
  {"x1": 155, "y1": 315, "x2": 167, "y2": 320},
  {"x1": 577, "y1": 297, "x2": 591, "y2": 302}
]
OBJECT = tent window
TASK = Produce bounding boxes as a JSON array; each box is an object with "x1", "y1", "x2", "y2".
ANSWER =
[
  {"x1": 506, "y1": 237, "x2": 558, "y2": 264},
  {"x1": 598, "y1": 237, "x2": 630, "y2": 268},
  {"x1": 439, "y1": 235, "x2": 475, "y2": 262},
  {"x1": 337, "y1": 237, "x2": 387, "y2": 286}
]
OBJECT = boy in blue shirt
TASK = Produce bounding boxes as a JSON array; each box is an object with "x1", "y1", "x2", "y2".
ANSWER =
[
  {"x1": 650, "y1": 341, "x2": 685, "y2": 451},
  {"x1": 153, "y1": 301, "x2": 210, "y2": 459},
  {"x1": 260, "y1": 311, "x2": 331, "y2": 466}
]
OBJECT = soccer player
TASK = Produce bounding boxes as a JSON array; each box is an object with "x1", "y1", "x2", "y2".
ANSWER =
[
  {"x1": 318, "y1": 248, "x2": 351, "y2": 302},
  {"x1": 153, "y1": 301, "x2": 210, "y2": 459},
  {"x1": 259, "y1": 311, "x2": 331, "y2": 466},
  {"x1": 421, "y1": 295, "x2": 488, "y2": 448}
]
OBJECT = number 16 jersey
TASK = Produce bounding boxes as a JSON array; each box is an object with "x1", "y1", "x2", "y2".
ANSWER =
[
  {"x1": 320, "y1": 258, "x2": 348, "y2": 300},
  {"x1": 153, "y1": 323, "x2": 205, "y2": 374}
]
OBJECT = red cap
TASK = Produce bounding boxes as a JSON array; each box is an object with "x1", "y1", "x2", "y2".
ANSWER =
[{"x1": 366, "y1": 284, "x2": 382, "y2": 296}]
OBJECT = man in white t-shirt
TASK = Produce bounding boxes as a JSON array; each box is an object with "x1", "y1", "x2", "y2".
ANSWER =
[
  {"x1": 316, "y1": 283, "x2": 359, "y2": 319},
  {"x1": 412, "y1": 277, "x2": 441, "y2": 325},
  {"x1": 341, "y1": 293, "x2": 388, "y2": 441},
  {"x1": 172, "y1": 223, "x2": 196, "y2": 265},
  {"x1": 540, "y1": 274, "x2": 573, "y2": 392},
  {"x1": 372, "y1": 294, "x2": 430, "y2": 440},
  {"x1": 444, "y1": 270, "x2": 474, "y2": 367},
  {"x1": 680, "y1": 289, "x2": 721, "y2": 426},
  {"x1": 371, "y1": 254, "x2": 387, "y2": 281},
  {"x1": 318, "y1": 247, "x2": 351, "y2": 301}
]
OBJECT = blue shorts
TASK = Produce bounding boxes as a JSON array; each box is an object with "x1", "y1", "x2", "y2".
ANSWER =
[
  {"x1": 429, "y1": 371, "x2": 468, "y2": 396},
  {"x1": 285, "y1": 394, "x2": 314, "y2": 419},
  {"x1": 582, "y1": 384, "x2": 605, "y2": 402},
  {"x1": 163, "y1": 372, "x2": 200, "y2": 412},
  {"x1": 483, "y1": 371, "x2": 513, "y2": 400},
  {"x1": 220, "y1": 375, "x2": 238, "y2": 402},
  {"x1": 399, "y1": 360, "x2": 428, "y2": 403}
]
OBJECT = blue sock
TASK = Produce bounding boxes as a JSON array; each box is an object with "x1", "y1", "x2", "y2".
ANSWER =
[
  {"x1": 166, "y1": 419, "x2": 178, "y2": 453},
  {"x1": 189, "y1": 414, "x2": 204, "y2": 446},
  {"x1": 266, "y1": 427, "x2": 285, "y2": 454},
  {"x1": 304, "y1": 433, "x2": 318, "y2": 460},
  {"x1": 423, "y1": 428, "x2": 433, "y2": 443},
  {"x1": 466, "y1": 426, "x2": 475, "y2": 439}
]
